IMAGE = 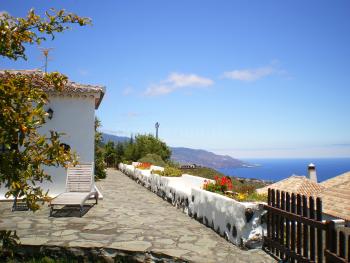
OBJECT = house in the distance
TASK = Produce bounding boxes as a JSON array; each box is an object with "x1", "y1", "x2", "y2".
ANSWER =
[
  {"x1": 180, "y1": 164, "x2": 201, "y2": 169},
  {"x1": 0, "y1": 69, "x2": 105, "y2": 198}
]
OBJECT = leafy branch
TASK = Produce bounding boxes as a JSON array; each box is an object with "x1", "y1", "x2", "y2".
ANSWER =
[{"x1": 0, "y1": 8, "x2": 91, "y2": 60}]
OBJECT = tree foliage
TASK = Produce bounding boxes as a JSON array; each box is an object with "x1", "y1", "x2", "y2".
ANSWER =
[
  {"x1": 104, "y1": 141, "x2": 116, "y2": 167},
  {"x1": 0, "y1": 71, "x2": 77, "y2": 210},
  {"x1": 124, "y1": 134, "x2": 171, "y2": 162},
  {"x1": 138, "y1": 153, "x2": 166, "y2": 167},
  {"x1": 94, "y1": 118, "x2": 106, "y2": 179},
  {"x1": 0, "y1": 230, "x2": 19, "y2": 259},
  {"x1": 102, "y1": 141, "x2": 125, "y2": 168},
  {"x1": 0, "y1": 8, "x2": 91, "y2": 60},
  {"x1": 115, "y1": 142, "x2": 125, "y2": 166},
  {"x1": 102, "y1": 134, "x2": 171, "y2": 167},
  {"x1": 0, "y1": 8, "x2": 90, "y2": 210}
]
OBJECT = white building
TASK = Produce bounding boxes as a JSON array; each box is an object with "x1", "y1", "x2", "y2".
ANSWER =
[{"x1": 0, "y1": 69, "x2": 105, "y2": 198}]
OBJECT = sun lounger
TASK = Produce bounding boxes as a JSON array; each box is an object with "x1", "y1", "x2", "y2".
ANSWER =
[{"x1": 49, "y1": 163, "x2": 98, "y2": 217}]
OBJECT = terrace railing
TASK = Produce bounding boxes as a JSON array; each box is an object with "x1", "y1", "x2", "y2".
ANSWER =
[{"x1": 263, "y1": 188, "x2": 349, "y2": 263}]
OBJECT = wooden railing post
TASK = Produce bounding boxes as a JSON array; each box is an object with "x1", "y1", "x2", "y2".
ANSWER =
[
  {"x1": 285, "y1": 193, "x2": 291, "y2": 254},
  {"x1": 276, "y1": 190, "x2": 281, "y2": 257},
  {"x1": 338, "y1": 231, "x2": 345, "y2": 259},
  {"x1": 325, "y1": 220, "x2": 336, "y2": 263},
  {"x1": 266, "y1": 188, "x2": 271, "y2": 251},
  {"x1": 291, "y1": 193, "x2": 296, "y2": 263},
  {"x1": 271, "y1": 189, "x2": 276, "y2": 255},
  {"x1": 280, "y1": 191, "x2": 285, "y2": 260},
  {"x1": 302, "y1": 195, "x2": 309, "y2": 258},
  {"x1": 348, "y1": 232, "x2": 350, "y2": 263},
  {"x1": 316, "y1": 197, "x2": 323, "y2": 263},
  {"x1": 309, "y1": 196, "x2": 316, "y2": 261},
  {"x1": 296, "y1": 194, "x2": 302, "y2": 256}
]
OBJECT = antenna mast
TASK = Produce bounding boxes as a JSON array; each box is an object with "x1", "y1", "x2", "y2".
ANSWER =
[
  {"x1": 155, "y1": 122, "x2": 160, "y2": 139},
  {"x1": 39, "y1": 47, "x2": 53, "y2": 73}
]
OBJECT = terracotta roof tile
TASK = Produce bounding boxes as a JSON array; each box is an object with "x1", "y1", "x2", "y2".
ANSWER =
[
  {"x1": 0, "y1": 69, "x2": 105, "y2": 109},
  {"x1": 320, "y1": 171, "x2": 350, "y2": 188},
  {"x1": 319, "y1": 180, "x2": 350, "y2": 221},
  {"x1": 256, "y1": 175, "x2": 324, "y2": 197},
  {"x1": 258, "y1": 172, "x2": 350, "y2": 221}
]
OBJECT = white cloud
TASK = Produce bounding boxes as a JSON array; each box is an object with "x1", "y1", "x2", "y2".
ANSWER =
[
  {"x1": 144, "y1": 85, "x2": 173, "y2": 96},
  {"x1": 144, "y1": 72, "x2": 213, "y2": 97},
  {"x1": 168, "y1": 72, "x2": 213, "y2": 87},
  {"x1": 222, "y1": 65, "x2": 281, "y2": 81}
]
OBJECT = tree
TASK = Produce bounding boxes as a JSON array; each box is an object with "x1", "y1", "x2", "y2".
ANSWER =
[
  {"x1": 1, "y1": 8, "x2": 91, "y2": 60},
  {"x1": 104, "y1": 141, "x2": 117, "y2": 167},
  {"x1": 124, "y1": 134, "x2": 171, "y2": 162},
  {"x1": 94, "y1": 118, "x2": 106, "y2": 179},
  {"x1": 115, "y1": 142, "x2": 125, "y2": 165},
  {"x1": 138, "y1": 153, "x2": 166, "y2": 167},
  {"x1": 0, "y1": 9, "x2": 90, "y2": 210},
  {"x1": 0, "y1": 70, "x2": 78, "y2": 211},
  {"x1": 123, "y1": 134, "x2": 138, "y2": 161}
]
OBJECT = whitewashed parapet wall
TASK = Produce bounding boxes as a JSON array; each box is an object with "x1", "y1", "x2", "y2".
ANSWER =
[{"x1": 118, "y1": 163, "x2": 266, "y2": 249}]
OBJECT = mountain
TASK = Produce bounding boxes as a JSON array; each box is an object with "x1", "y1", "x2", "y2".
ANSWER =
[
  {"x1": 170, "y1": 147, "x2": 246, "y2": 169},
  {"x1": 101, "y1": 133, "x2": 247, "y2": 169},
  {"x1": 101, "y1": 133, "x2": 129, "y2": 144}
]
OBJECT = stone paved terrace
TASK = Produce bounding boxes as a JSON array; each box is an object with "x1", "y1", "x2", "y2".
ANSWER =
[{"x1": 0, "y1": 169, "x2": 275, "y2": 263}]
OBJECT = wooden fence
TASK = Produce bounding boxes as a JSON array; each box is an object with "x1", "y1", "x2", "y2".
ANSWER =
[{"x1": 263, "y1": 188, "x2": 349, "y2": 263}]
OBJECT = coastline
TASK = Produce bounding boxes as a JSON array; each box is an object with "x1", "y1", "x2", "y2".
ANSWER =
[{"x1": 218, "y1": 157, "x2": 350, "y2": 183}]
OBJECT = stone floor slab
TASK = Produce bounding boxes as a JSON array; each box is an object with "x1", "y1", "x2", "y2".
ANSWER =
[{"x1": 0, "y1": 169, "x2": 275, "y2": 263}]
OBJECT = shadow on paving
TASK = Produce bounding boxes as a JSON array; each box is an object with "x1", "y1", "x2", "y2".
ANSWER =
[{"x1": 50, "y1": 204, "x2": 95, "y2": 217}]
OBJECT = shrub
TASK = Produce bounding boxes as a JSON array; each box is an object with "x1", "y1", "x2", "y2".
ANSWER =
[
  {"x1": 202, "y1": 175, "x2": 266, "y2": 202},
  {"x1": 203, "y1": 176, "x2": 233, "y2": 193},
  {"x1": 242, "y1": 192, "x2": 268, "y2": 202},
  {"x1": 135, "y1": 162, "x2": 152, "y2": 170},
  {"x1": 124, "y1": 134, "x2": 171, "y2": 162},
  {"x1": 232, "y1": 184, "x2": 256, "y2": 195},
  {"x1": 156, "y1": 166, "x2": 182, "y2": 177},
  {"x1": 95, "y1": 118, "x2": 106, "y2": 180},
  {"x1": 138, "y1": 153, "x2": 166, "y2": 167}
]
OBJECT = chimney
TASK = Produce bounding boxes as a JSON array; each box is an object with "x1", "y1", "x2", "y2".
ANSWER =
[{"x1": 308, "y1": 163, "x2": 317, "y2": 183}]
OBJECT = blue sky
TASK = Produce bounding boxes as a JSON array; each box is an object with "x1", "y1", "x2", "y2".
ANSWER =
[{"x1": 2, "y1": 0, "x2": 350, "y2": 158}]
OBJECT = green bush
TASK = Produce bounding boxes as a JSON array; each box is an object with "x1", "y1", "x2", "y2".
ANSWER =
[
  {"x1": 94, "y1": 118, "x2": 106, "y2": 180},
  {"x1": 243, "y1": 192, "x2": 268, "y2": 202},
  {"x1": 232, "y1": 184, "x2": 256, "y2": 195},
  {"x1": 124, "y1": 134, "x2": 171, "y2": 162},
  {"x1": 155, "y1": 166, "x2": 182, "y2": 177},
  {"x1": 138, "y1": 154, "x2": 166, "y2": 167}
]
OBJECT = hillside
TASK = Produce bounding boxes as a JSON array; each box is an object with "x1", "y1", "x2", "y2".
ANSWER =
[
  {"x1": 101, "y1": 133, "x2": 129, "y2": 144},
  {"x1": 171, "y1": 147, "x2": 246, "y2": 169},
  {"x1": 101, "y1": 133, "x2": 247, "y2": 169}
]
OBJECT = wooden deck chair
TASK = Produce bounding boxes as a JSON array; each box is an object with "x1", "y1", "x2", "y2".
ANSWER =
[{"x1": 49, "y1": 163, "x2": 98, "y2": 217}]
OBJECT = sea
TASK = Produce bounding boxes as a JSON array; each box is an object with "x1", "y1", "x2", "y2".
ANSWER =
[{"x1": 218, "y1": 158, "x2": 350, "y2": 183}]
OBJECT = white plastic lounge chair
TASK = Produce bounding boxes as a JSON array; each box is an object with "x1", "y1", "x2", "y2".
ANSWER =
[{"x1": 49, "y1": 163, "x2": 98, "y2": 217}]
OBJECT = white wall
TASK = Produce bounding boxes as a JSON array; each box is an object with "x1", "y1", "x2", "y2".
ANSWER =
[
  {"x1": 118, "y1": 163, "x2": 266, "y2": 248},
  {"x1": 0, "y1": 94, "x2": 97, "y2": 199},
  {"x1": 39, "y1": 95, "x2": 96, "y2": 196}
]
